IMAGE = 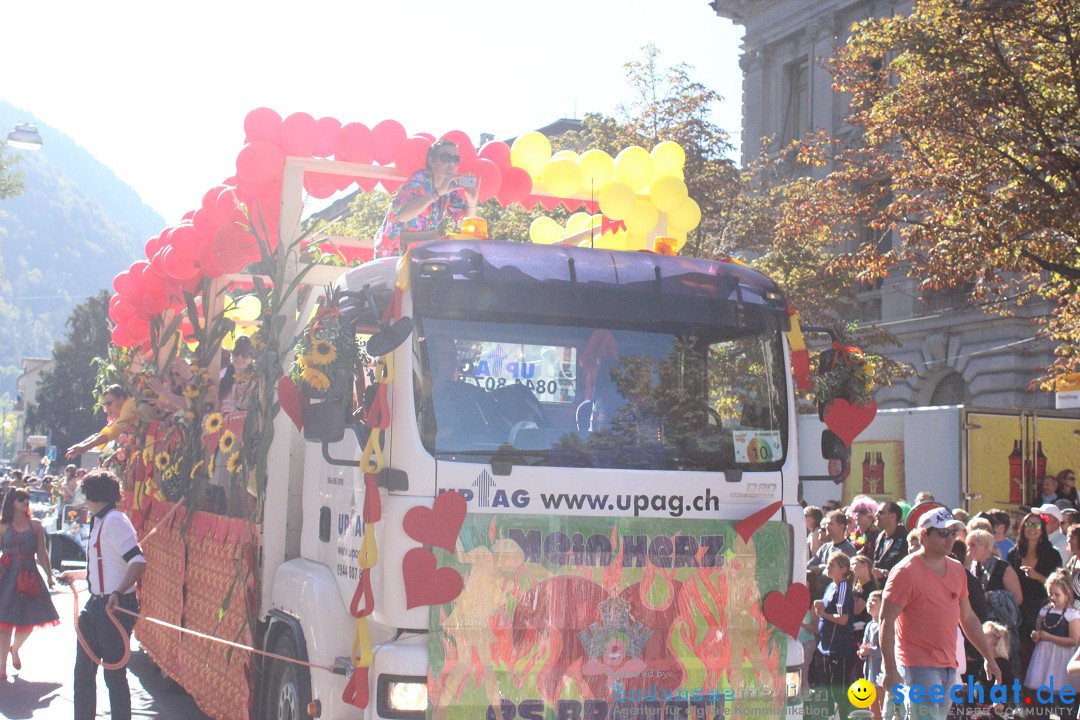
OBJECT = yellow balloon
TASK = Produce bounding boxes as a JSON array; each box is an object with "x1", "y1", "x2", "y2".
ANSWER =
[
  {"x1": 542, "y1": 159, "x2": 582, "y2": 198},
  {"x1": 597, "y1": 181, "x2": 636, "y2": 220},
  {"x1": 529, "y1": 216, "x2": 565, "y2": 245},
  {"x1": 614, "y1": 146, "x2": 653, "y2": 191},
  {"x1": 623, "y1": 232, "x2": 650, "y2": 252},
  {"x1": 577, "y1": 150, "x2": 614, "y2": 193},
  {"x1": 511, "y1": 131, "x2": 552, "y2": 178},
  {"x1": 591, "y1": 231, "x2": 626, "y2": 250},
  {"x1": 566, "y1": 212, "x2": 591, "y2": 235},
  {"x1": 551, "y1": 150, "x2": 579, "y2": 163},
  {"x1": 649, "y1": 175, "x2": 689, "y2": 213},
  {"x1": 651, "y1": 141, "x2": 686, "y2": 176},
  {"x1": 668, "y1": 197, "x2": 702, "y2": 232},
  {"x1": 625, "y1": 199, "x2": 660, "y2": 235}
]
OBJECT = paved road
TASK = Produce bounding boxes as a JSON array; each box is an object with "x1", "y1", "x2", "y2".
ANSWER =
[{"x1": 0, "y1": 584, "x2": 212, "y2": 720}]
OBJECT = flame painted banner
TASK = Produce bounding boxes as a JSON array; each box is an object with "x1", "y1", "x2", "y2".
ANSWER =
[{"x1": 428, "y1": 514, "x2": 791, "y2": 720}]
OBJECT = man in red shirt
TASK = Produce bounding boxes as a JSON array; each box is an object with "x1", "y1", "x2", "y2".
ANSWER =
[{"x1": 880, "y1": 507, "x2": 1002, "y2": 720}]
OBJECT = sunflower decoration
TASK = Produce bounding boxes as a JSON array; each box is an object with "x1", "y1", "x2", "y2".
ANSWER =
[
  {"x1": 154, "y1": 451, "x2": 171, "y2": 472},
  {"x1": 190, "y1": 460, "x2": 205, "y2": 479},
  {"x1": 226, "y1": 452, "x2": 243, "y2": 474},
  {"x1": 219, "y1": 430, "x2": 237, "y2": 454},
  {"x1": 203, "y1": 412, "x2": 223, "y2": 435},
  {"x1": 290, "y1": 287, "x2": 358, "y2": 399}
]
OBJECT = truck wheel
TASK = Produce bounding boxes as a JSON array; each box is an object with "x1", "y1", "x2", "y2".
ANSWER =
[{"x1": 264, "y1": 634, "x2": 311, "y2": 720}]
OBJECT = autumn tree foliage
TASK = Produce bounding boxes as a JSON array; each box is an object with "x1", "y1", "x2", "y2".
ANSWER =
[{"x1": 825, "y1": 0, "x2": 1080, "y2": 386}]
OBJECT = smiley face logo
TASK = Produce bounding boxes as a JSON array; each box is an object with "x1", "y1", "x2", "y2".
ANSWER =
[{"x1": 847, "y1": 679, "x2": 876, "y2": 708}]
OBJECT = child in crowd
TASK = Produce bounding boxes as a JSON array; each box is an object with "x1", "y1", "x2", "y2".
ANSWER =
[
  {"x1": 981, "y1": 621, "x2": 1015, "y2": 701},
  {"x1": 1024, "y1": 570, "x2": 1080, "y2": 720},
  {"x1": 857, "y1": 590, "x2": 884, "y2": 720},
  {"x1": 814, "y1": 551, "x2": 856, "y2": 720}
]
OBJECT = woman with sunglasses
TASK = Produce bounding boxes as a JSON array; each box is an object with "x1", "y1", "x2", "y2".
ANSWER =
[
  {"x1": 1007, "y1": 512, "x2": 1063, "y2": 669},
  {"x1": 66, "y1": 385, "x2": 135, "y2": 460},
  {"x1": 374, "y1": 139, "x2": 481, "y2": 258},
  {"x1": 0, "y1": 487, "x2": 59, "y2": 679}
]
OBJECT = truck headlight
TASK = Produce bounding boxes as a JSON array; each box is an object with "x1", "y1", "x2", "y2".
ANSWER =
[
  {"x1": 377, "y1": 674, "x2": 427, "y2": 719},
  {"x1": 785, "y1": 670, "x2": 801, "y2": 702}
]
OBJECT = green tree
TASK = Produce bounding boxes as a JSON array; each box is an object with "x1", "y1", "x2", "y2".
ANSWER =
[
  {"x1": 0, "y1": 139, "x2": 26, "y2": 201},
  {"x1": 25, "y1": 290, "x2": 112, "y2": 454},
  {"x1": 824, "y1": 0, "x2": 1080, "y2": 386}
]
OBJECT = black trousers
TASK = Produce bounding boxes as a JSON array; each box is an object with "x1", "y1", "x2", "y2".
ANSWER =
[
  {"x1": 74, "y1": 593, "x2": 139, "y2": 720},
  {"x1": 810, "y1": 651, "x2": 855, "y2": 720}
]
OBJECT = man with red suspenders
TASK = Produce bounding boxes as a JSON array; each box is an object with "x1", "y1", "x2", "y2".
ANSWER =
[{"x1": 59, "y1": 469, "x2": 145, "y2": 720}]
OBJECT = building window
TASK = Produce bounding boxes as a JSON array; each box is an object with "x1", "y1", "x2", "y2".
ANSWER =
[
  {"x1": 929, "y1": 371, "x2": 969, "y2": 406},
  {"x1": 782, "y1": 57, "x2": 810, "y2": 144}
]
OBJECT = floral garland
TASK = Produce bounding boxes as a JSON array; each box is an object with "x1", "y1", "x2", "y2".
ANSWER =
[
  {"x1": 814, "y1": 342, "x2": 881, "y2": 409},
  {"x1": 290, "y1": 288, "x2": 357, "y2": 399}
]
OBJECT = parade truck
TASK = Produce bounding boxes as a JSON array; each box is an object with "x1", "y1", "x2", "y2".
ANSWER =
[
  {"x1": 798, "y1": 405, "x2": 1080, "y2": 512},
  {"x1": 111, "y1": 110, "x2": 822, "y2": 720}
]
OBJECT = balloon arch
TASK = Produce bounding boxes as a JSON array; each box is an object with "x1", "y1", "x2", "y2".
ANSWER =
[{"x1": 108, "y1": 108, "x2": 701, "y2": 350}]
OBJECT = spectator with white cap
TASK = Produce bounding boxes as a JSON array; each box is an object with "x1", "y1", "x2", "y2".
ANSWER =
[{"x1": 1037, "y1": 503, "x2": 1069, "y2": 563}]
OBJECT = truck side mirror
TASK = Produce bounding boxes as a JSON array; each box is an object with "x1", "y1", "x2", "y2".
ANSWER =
[
  {"x1": 821, "y1": 429, "x2": 850, "y2": 461},
  {"x1": 303, "y1": 398, "x2": 348, "y2": 443},
  {"x1": 367, "y1": 317, "x2": 413, "y2": 357}
]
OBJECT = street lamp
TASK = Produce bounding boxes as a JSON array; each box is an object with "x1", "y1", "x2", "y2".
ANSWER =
[{"x1": 6, "y1": 123, "x2": 43, "y2": 150}]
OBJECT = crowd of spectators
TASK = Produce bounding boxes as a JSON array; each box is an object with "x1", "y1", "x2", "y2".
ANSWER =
[{"x1": 803, "y1": 468, "x2": 1080, "y2": 720}]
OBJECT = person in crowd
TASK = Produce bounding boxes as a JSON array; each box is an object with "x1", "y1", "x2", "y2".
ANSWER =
[
  {"x1": 373, "y1": 139, "x2": 481, "y2": 258},
  {"x1": 852, "y1": 555, "x2": 880, "y2": 633},
  {"x1": 849, "y1": 495, "x2": 880, "y2": 558},
  {"x1": 913, "y1": 491, "x2": 936, "y2": 505},
  {"x1": 906, "y1": 529, "x2": 922, "y2": 555},
  {"x1": 823, "y1": 499, "x2": 841, "y2": 514},
  {"x1": 951, "y1": 538, "x2": 990, "y2": 684},
  {"x1": 1008, "y1": 511, "x2": 1063, "y2": 668},
  {"x1": 799, "y1": 571, "x2": 822, "y2": 698},
  {"x1": 66, "y1": 385, "x2": 136, "y2": 460},
  {"x1": 981, "y1": 621, "x2": 1015, "y2": 696},
  {"x1": 857, "y1": 590, "x2": 884, "y2": 720},
  {"x1": 1037, "y1": 503, "x2": 1069, "y2": 563},
  {"x1": 1062, "y1": 524, "x2": 1080, "y2": 607},
  {"x1": 967, "y1": 529, "x2": 1023, "y2": 606},
  {"x1": 986, "y1": 509, "x2": 1015, "y2": 559},
  {"x1": 60, "y1": 464, "x2": 79, "y2": 503},
  {"x1": 1057, "y1": 469, "x2": 1079, "y2": 510},
  {"x1": 1023, "y1": 569, "x2": 1080, "y2": 720},
  {"x1": 805, "y1": 505, "x2": 825, "y2": 556},
  {"x1": 58, "y1": 469, "x2": 145, "y2": 720},
  {"x1": 1037, "y1": 476, "x2": 1060, "y2": 506},
  {"x1": 814, "y1": 551, "x2": 856, "y2": 720},
  {"x1": 880, "y1": 508, "x2": 1002, "y2": 720},
  {"x1": 952, "y1": 508, "x2": 971, "y2": 526},
  {"x1": 0, "y1": 487, "x2": 59, "y2": 678},
  {"x1": 873, "y1": 501, "x2": 908, "y2": 581},
  {"x1": 148, "y1": 357, "x2": 192, "y2": 416},
  {"x1": 208, "y1": 336, "x2": 257, "y2": 515},
  {"x1": 810, "y1": 510, "x2": 858, "y2": 573},
  {"x1": 967, "y1": 516, "x2": 994, "y2": 537}
]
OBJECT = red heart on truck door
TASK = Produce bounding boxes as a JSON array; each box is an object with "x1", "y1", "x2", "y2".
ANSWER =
[
  {"x1": 402, "y1": 491, "x2": 467, "y2": 551},
  {"x1": 762, "y1": 583, "x2": 810, "y2": 639},
  {"x1": 823, "y1": 398, "x2": 878, "y2": 446},
  {"x1": 402, "y1": 548, "x2": 463, "y2": 609}
]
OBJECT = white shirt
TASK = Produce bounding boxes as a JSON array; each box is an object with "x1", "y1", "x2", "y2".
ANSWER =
[
  {"x1": 87, "y1": 507, "x2": 144, "y2": 595},
  {"x1": 1050, "y1": 530, "x2": 1071, "y2": 564}
]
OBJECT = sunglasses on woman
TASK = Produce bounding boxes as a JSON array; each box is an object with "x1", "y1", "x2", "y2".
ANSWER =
[
  {"x1": 1024, "y1": 521, "x2": 1043, "y2": 529},
  {"x1": 436, "y1": 152, "x2": 461, "y2": 164}
]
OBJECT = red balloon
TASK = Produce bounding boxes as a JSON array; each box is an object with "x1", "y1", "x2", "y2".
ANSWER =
[
  {"x1": 313, "y1": 117, "x2": 342, "y2": 157},
  {"x1": 336, "y1": 122, "x2": 372, "y2": 164},
  {"x1": 129, "y1": 260, "x2": 149, "y2": 283},
  {"x1": 303, "y1": 172, "x2": 339, "y2": 200},
  {"x1": 127, "y1": 316, "x2": 151, "y2": 342},
  {"x1": 111, "y1": 324, "x2": 135, "y2": 348},
  {"x1": 199, "y1": 236, "x2": 226, "y2": 279},
  {"x1": 144, "y1": 236, "x2": 162, "y2": 259},
  {"x1": 140, "y1": 272, "x2": 170, "y2": 314},
  {"x1": 162, "y1": 245, "x2": 201, "y2": 281},
  {"x1": 236, "y1": 141, "x2": 285, "y2": 187},
  {"x1": 244, "y1": 107, "x2": 283, "y2": 145},
  {"x1": 478, "y1": 141, "x2": 511, "y2": 167},
  {"x1": 414, "y1": 132, "x2": 436, "y2": 143},
  {"x1": 370, "y1": 119, "x2": 407, "y2": 165},
  {"x1": 440, "y1": 130, "x2": 476, "y2": 164},
  {"x1": 282, "y1": 112, "x2": 317, "y2": 157},
  {"x1": 113, "y1": 271, "x2": 133, "y2": 296},
  {"x1": 177, "y1": 272, "x2": 203, "y2": 294},
  {"x1": 468, "y1": 157, "x2": 502, "y2": 202},
  {"x1": 215, "y1": 187, "x2": 241, "y2": 223},
  {"x1": 202, "y1": 184, "x2": 227, "y2": 211},
  {"x1": 191, "y1": 208, "x2": 216, "y2": 235},
  {"x1": 147, "y1": 250, "x2": 170, "y2": 279},
  {"x1": 109, "y1": 297, "x2": 135, "y2": 325},
  {"x1": 169, "y1": 224, "x2": 201, "y2": 261},
  {"x1": 393, "y1": 136, "x2": 432, "y2": 177},
  {"x1": 217, "y1": 221, "x2": 261, "y2": 264},
  {"x1": 497, "y1": 166, "x2": 532, "y2": 205},
  {"x1": 181, "y1": 209, "x2": 195, "y2": 222}
]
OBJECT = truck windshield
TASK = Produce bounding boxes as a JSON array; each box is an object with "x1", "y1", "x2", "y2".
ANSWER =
[{"x1": 415, "y1": 316, "x2": 788, "y2": 471}]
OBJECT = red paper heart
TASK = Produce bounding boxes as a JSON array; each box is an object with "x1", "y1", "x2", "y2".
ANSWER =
[
  {"x1": 276, "y1": 376, "x2": 307, "y2": 431},
  {"x1": 402, "y1": 491, "x2": 467, "y2": 551},
  {"x1": 823, "y1": 398, "x2": 878, "y2": 446},
  {"x1": 734, "y1": 500, "x2": 783, "y2": 543},
  {"x1": 763, "y1": 583, "x2": 810, "y2": 639},
  {"x1": 402, "y1": 548, "x2": 464, "y2": 609}
]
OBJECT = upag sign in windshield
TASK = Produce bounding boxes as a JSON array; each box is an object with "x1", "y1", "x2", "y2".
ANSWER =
[{"x1": 428, "y1": 514, "x2": 789, "y2": 719}]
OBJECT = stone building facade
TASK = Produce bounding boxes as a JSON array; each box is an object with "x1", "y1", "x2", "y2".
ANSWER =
[{"x1": 710, "y1": 0, "x2": 1056, "y2": 409}]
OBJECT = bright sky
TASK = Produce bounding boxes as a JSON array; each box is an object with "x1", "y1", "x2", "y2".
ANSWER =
[{"x1": 0, "y1": 0, "x2": 744, "y2": 225}]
